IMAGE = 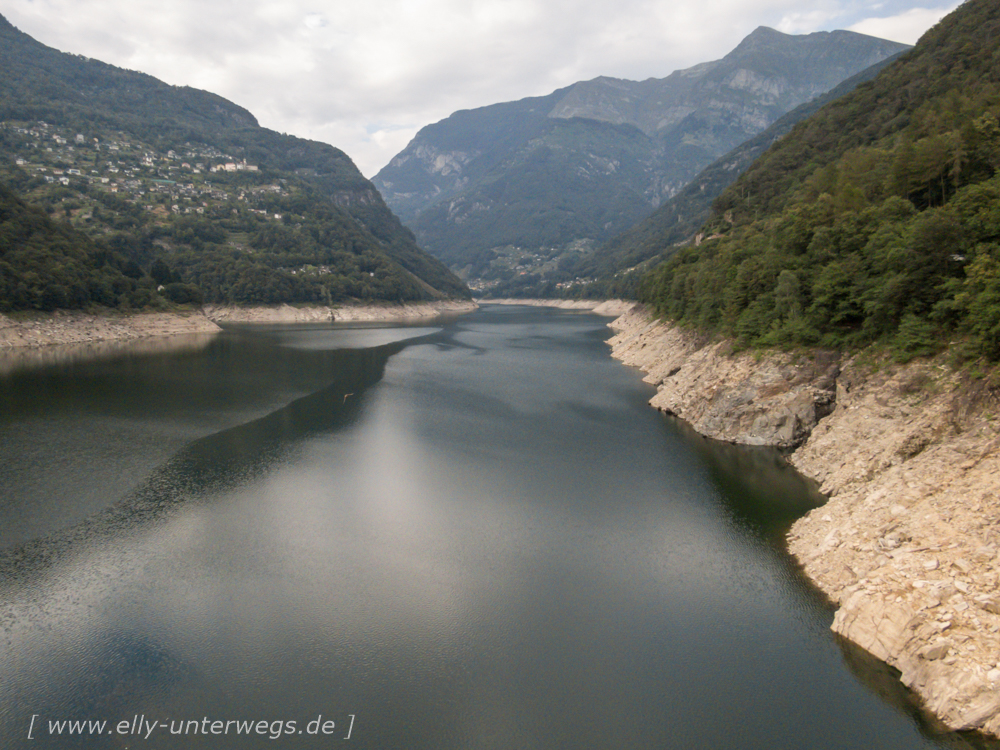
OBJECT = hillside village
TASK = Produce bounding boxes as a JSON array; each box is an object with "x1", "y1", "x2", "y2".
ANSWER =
[
  {"x1": 0, "y1": 114, "x2": 473, "y2": 308},
  {"x1": 1, "y1": 120, "x2": 291, "y2": 226}
]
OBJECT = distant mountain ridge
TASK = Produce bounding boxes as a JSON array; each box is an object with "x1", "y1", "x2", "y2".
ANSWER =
[
  {"x1": 547, "y1": 27, "x2": 902, "y2": 139},
  {"x1": 374, "y1": 27, "x2": 910, "y2": 288},
  {"x1": 575, "y1": 50, "x2": 909, "y2": 293}
]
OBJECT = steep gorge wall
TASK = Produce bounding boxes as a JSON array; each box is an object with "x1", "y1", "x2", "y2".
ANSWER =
[{"x1": 608, "y1": 305, "x2": 1000, "y2": 737}]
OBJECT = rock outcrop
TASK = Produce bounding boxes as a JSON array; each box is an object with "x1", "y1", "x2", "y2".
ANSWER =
[
  {"x1": 609, "y1": 306, "x2": 839, "y2": 448},
  {"x1": 608, "y1": 305, "x2": 1000, "y2": 737}
]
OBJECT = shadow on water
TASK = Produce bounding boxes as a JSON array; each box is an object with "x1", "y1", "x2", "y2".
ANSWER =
[
  {"x1": 0, "y1": 320, "x2": 490, "y2": 748},
  {"x1": 0, "y1": 327, "x2": 453, "y2": 747},
  {"x1": 665, "y1": 416, "x2": 826, "y2": 543},
  {"x1": 836, "y1": 636, "x2": 1000, "y2": 750},
  {"x1": 0, "y1": 336, "x2": 414, "y2": 588}
]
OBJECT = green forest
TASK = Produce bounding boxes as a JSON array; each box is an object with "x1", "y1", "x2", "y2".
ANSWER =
[
  {"x1": 573, "y1": 53, "x2": 905, "y2": 299},
  {"x1": 639, "y1": 0, "x2": 1000, "y2": 362},
  {"x1": 0, "y1": 173, "x2": 167, "y2": 311}
]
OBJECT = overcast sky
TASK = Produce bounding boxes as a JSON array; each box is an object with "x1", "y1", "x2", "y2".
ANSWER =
[{"x1": 3, "y1": 0, "x2": 960, "y2": 177}]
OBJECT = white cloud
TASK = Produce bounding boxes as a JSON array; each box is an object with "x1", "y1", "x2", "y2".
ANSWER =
[
  {"x1": 848, "y1": 2, "x2": 960, "y2": 44},
  {"x1": 2, "y1": 0, "x2": 952, "y2": 177}
]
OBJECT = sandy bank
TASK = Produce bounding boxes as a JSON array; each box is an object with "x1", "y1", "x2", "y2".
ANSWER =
[
  {"x1": 0, "y1": 310, "x2": 221, "y2": 350},
  {"x1": 481, "y1": 298, "x2": 636, "y2": 316},
  {"x1": 608, "y1": 305, "x2": 1000, "y2": 738},
  {"x1": 203, "y1": 300, "x2": 478, "y2": 324}
]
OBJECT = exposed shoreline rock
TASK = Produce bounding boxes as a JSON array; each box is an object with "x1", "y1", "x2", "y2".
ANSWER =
[
  {"x1": 607, "y1": 305, "x2": 1000, "y2": 738},
  {"x1": 203, "y1": 299, "x2": 478, "y2": 323},
  {"x1": 0, "y1": 309, "x2": 222, "y2": 350},
  {"x1": 0, "y1": 300, "x2": 478, "y2": 365},
  {"x1": 481, "y1": 298, "x2": 636, "y2": 316},
  {"x1": 608, "y1": 306, "x2": 840, "y2": 449}
]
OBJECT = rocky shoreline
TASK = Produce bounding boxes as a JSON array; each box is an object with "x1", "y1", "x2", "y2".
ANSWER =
[
  {"x1": 0, "y1": 309, "x2": 222, "y2": 350},
  {"x1": 203, "y1": 299, "x2": 478, "y2": 323},
  {"x1": 0, "y1": 300, "x2": 480, "y2": 352},
  {"x1": 607, "y1": 305, "x2": 1000, "y2": 738}
]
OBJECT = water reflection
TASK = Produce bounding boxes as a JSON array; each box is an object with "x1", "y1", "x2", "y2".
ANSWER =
[
  {"x1": 0, "y1": 325, "x2": 446, "y2": 546},
  {"x1": 0, "y1": 332, "x2": 219, "y2": 376},
  {"x1": 0, "y1": 339, "x2": 406, "y2": 584},
  {"x1": 667, "y1": 417, "x2": 827, "y2": 542}
]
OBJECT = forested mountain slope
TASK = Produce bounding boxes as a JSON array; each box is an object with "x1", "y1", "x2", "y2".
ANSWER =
[
  {"x1": 576, "y1": 53, "x2": 907, "y2": 295},
  {"x1": 0, "y1": 162, "x2": 165, "y2": 310},
  {"x1": 640, "y1": 0, "x2": 1000, "y2": 361},
  {"x1": 0, "y1": 14, "x2": 469, "y2": 312}
]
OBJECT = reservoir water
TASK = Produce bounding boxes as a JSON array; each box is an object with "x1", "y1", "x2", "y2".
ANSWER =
[{"x1": 0, "y1": 305, "x2": 992, "y2": 749}]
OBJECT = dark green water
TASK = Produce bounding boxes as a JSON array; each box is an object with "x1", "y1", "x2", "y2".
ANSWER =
[{"x1": 0, "y1": 305, "x2": 993, "y2": 749}]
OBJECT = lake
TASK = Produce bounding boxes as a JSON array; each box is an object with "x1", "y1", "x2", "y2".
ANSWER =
[{"x1": 0, "y1": 305, "x2": 990, "y2": 749}]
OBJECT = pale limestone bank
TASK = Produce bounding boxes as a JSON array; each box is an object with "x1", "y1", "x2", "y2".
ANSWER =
[
  {"x1": 608, "y1": 305, "x2": 839, "y2": 448},
  {"x1": 0, "y1": 310, "x2": 221, "y2": 349},
  {"x1": 481, "y1": 298, "x2": 636, "y2": 316},
  {"x1": 203, "y1": 300, "x2": 478, "y2": 324},
  {"x1": 608, "y1": 305, "x2": 1000, "y2": 738}
]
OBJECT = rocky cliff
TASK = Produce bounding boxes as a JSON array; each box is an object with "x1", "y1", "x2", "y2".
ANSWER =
[{"x1": 608, "y1": 305, "x2": 1000, "y2": 738}]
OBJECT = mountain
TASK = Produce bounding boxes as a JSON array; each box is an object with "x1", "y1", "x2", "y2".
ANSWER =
[
  {"x1": 640, "y1": 0, "x2": 1000, "y2": 361},
  {"x1": 0, "y1": 14, "x2": 469, "y2": 313},
  {"x1": 373, "y1": 27, "x2": 910, "y2": 290},
  {"x1": 575, "y1": 51, "x2": 908, "y2": 295}
]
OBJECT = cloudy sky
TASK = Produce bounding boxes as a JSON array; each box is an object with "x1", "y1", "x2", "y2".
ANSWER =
[{"x1": 4, "y1": 0, "x2": 960, "y2": 177}]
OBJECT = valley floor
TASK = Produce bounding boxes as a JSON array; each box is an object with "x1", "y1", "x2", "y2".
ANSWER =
[{"x1": 608, "y1": 305, "x2": 1000, "y2": 738}]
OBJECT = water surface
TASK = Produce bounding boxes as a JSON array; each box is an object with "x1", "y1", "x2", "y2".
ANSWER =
[{"x1": 0, "y1": 306, "x2": 992, "y2": 749}]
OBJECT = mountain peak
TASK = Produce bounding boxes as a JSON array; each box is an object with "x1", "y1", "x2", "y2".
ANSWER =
[
  {"x1": 727, "y1": 25, "x2": 841, "y2": 58},
  {"x1": 373, "y1": 26, "x2": 910, "y2": 290},
  {"x1": 733, "y1": 26, "x2": 791, "y2": 49},
  {"x1": 748, "y1": 26, "x2": 786, "y2": 39}
]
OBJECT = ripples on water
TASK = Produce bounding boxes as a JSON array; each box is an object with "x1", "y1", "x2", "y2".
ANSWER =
[{"x1": 0, "y1": 307, "x2": 994, "y2": 749}]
